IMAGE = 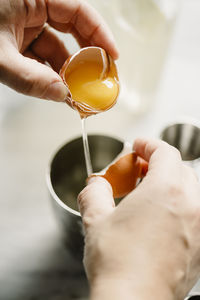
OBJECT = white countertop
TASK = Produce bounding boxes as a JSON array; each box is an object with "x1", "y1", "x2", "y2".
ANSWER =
[{"x1": 0, "y1": 0, "x2": 200, "y2": 298}]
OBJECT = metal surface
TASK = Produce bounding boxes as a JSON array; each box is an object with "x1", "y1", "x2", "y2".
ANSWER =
[
  {"x1": 160, "y1": 122, "x2": 200, "y2": 161},
  {"x1": 47, "y1": 135, "x2": 123, "y2": 263},
  {"x1": 186, "y1": 294, "x2": 200, "y2": 300}
]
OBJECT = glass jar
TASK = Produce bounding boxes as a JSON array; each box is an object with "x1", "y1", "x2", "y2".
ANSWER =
[{"x1": 88, "y1": 0, "x2": 181, "y2": 115}]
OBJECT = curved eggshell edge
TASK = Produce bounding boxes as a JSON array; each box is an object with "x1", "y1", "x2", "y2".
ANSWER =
[
  {"x1": 59, "y1": 47, "x2": 119, "y2": 117},
  {"x1": 89, "y1": 152, "x2": 148, "y2": 199}
]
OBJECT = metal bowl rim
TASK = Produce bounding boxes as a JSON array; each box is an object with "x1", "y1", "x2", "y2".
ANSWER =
[
  {"x1": 160, "y1": 117, "x2": 200, "y2": 139},
  {"x1": 46, "y1": 133, "x2": 125, "y2": 217},
  {"x1": 159, "y1": 118, "x2": 200, "y2": 162}
]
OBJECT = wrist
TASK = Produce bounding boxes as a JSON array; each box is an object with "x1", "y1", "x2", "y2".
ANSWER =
[
  {"x1": 90, "y1": 273, "x2": 174, "y2": 300},
  {"x1": 90, "y1": 277, "x2": 135, "y2": 300}
]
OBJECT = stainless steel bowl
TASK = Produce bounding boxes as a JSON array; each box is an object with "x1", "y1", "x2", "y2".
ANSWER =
[
  {"x1": 160, "y1": 122, "x2": 200, "y2": 161},
  {"x1": 185, "y1": 294, "x2": 200, "y2": 300},
  {"x1": 46, "y1": 135, "x2": 123, "y2": 262}
]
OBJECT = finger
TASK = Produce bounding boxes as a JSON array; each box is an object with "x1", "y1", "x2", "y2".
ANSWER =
[
  {"x1": 24, "y1": 49, "x2": 45, "y2": 64},
  {"x1": 0, "y1": 44, "x2": 68, "y2": 101},
  {"x1": 138, "y1": 156, "x2": 149, "y2": 176},
  {"x1": 48, "y1": 20, "x2": 91, "y2": 48},
  {"x1": 77, "y1": 177, "x2": 115, "y2": 229},
  {"x1": 47, "y1": 0, "x2": 119, "y2": 59},
  {"x1": 133, "y1": 138, "x2": 182, "y2": 179},
  {"x1": 183, "y1": 164, "x2": 199, "y2": 182},
  {"x1": 29, "y1": 26, "x2": 69, "y2": 73},
  {"x1": 21, "y1": 26, "x2": 44, "y2": 53}
]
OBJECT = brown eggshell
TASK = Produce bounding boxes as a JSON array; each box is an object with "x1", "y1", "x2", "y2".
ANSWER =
[
  {"x1": 97, "y1": 152, "x2": 148, "y2": 198},
  {"x1": 59, "y1": 46, "x2": 119, "y2": 118}
]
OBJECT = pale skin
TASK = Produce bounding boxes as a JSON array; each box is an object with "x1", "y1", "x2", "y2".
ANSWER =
[
  {"x1": 2, "y1": 2, "x2": 200, "y2": 299},
  {"x1": 0, "y1": 0, "x2": 118, "y2": 101},
  {"x1": 78, "y1": 138, "x2": 200, "y2": 300}
]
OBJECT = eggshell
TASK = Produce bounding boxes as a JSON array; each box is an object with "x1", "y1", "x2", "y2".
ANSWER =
[
  {"x1": 92, "y1": 152, "x2": 148, "y2": 199},
  {"x1": 59, "y1": 46, "x2": 119, "y2": 118}
]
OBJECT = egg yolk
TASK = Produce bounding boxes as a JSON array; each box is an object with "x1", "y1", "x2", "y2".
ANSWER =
[{"x1": 65, "y1": 61, "x2": 118, "y2": 111}]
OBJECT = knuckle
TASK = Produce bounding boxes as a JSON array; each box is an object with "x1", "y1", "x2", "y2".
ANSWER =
[
  {"x1": 25, "y1": 0, "x2": 47, "y2": 26},
  {"x1": 160, "y1": 179, "x2": 185, "y2": 202},
  {"x1": 77, "y1": 185, "x2": 93, "y2": 217},
  {"x1": 77, "y1": 189, "x2": 86, "y2": 212},
  {"x1": 163, "y1": 142, "x2": 181, "y2": 158},
  {"x1": 18, "y1": 74, "x2": 37, "y2": 95},
  {"x1": 168, "y1": 182, "x2": 183, "y2": 197},
  {"x1": 82, "y1": 215, "x2": 93, "y2": 229},
  {"x1": 77, "y1": 185, "x2": 90, "y2": 208}
]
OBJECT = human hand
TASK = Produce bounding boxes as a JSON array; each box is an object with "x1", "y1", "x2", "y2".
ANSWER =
[
  {"x1": 78, "y1": 138, "x2": 200, "y2": 300},
  {"x1": 0, "y1": 0, "x2": 118, "y2": 101}
]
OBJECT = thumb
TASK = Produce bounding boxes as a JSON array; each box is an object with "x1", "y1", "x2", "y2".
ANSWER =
[
  {"x1": 78, "y1": 177, "x2": 115, "y2": 229},
  {"x1": 0, "y1": 47, "x2": 68, "y2": 101}
]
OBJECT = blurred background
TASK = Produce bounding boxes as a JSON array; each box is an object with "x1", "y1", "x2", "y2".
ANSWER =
[{"x1": 0, "y1": 0, "x2": 200, "y2": 299}]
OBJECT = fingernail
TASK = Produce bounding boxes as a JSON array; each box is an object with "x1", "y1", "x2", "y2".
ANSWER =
[
  {"x1": 44, "y1": 81, "x2": 69, "y2": 102},
  {"x1": 87, "y1": 176, "x2": 108, "y2": 186},
  {"x1": 87, "y1": 175, "x2": 98, "y2": 185},
  {"x1": 113, "y1": 46, "x2": 120, "y2": 60}
]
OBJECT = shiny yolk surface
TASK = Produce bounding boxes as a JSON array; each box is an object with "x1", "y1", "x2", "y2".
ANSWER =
[{"x1": 65, "y1": 61, "x2": 118, "y2": 111}]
